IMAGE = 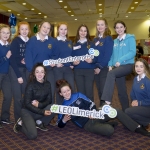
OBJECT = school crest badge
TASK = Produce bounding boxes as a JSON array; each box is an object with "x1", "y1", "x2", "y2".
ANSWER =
[
  {"x1": 140, "y1": 83, "x2": 145, "y2": 89},
  {"x1": 68, "y1": 43, "x2": 72, "y2": 48},
  {"x1": 48, "y1": 44, "x2": 52, "y2": 49}
]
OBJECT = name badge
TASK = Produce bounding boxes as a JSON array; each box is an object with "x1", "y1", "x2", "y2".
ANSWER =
[
  {"x1": 73, "y1": 45, "x2": 81, "y2": 50},
  {"x1": 95, "y1": 41, "x2": 100, "y2": 46}
]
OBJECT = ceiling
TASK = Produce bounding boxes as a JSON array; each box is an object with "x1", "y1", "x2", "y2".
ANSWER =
[{"x1": 0, "y1": 0, "x2": 150, "y2": 23}]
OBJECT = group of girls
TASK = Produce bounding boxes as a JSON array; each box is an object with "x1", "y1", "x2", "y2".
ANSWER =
[{"x1": 0, "y1": 18, "x2": 150, "y2": 139}]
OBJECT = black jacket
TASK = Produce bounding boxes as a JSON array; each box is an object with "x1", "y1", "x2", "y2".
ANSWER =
[{"x1": 23, "y1": 80, "x2": 52, "y2": 115}]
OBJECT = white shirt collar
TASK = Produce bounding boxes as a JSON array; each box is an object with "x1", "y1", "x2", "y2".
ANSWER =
[
  {"x1": 99, "y1": 34, "x2": 103, "y2": 38},
  {"x1": 0, "y1": 40, "x2": 8, "y2": 46},
  {"x1": 36, "y1": 33, "x2": 48, "y2": 40},
  {"x1": 20, "y1": 35, "x2": 29, "y2": 42},
  {"x1": 137, "y1": 73, "x2": 145, "y2": 81},
  {"x1": 117, "y1": 34, "x2": 126, "y2": 41},
  {"x1": 57, "y1": 36, "x2": 66, "y2": 41},
  {"x1": 78, "y1": 38, "x2": 87, "y2": 43}
]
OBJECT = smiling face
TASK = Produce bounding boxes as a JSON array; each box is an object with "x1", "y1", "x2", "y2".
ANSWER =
[
  {"x1": 79, "y1": 26, "x2": 87, "y2": 39},
  {"x1": 19, "y1": 24, "x2": 29, "y2": 38},
  {"x1": 34, "y1": 66, "x2": 45, "y2": 83},
  {"x1": 115, "y1": 23, "x2": 126, "y2": 37},
  {"x1": 97, "y1": 20, "x2": 107, "y2": 35},
  {"x1": 135, "y1": 61, "x2": 145, "y2": 77},
  {"x1": 58, "y1": 24, "x2": 68, "y2": 38},
  {"x1": 39, "y1": 22, "x2": 51, "y2": 36},
  {"x1": 0, "y1": 27, "x2": 10, "y2": 43},
  {"x1": 60, "y1": 85, "x2": 71, "y2": 100}
]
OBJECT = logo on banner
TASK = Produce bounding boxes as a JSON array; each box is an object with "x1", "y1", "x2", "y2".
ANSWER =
[{"x1": 88, "y1": 48, "x2": 99, "y2": 57}]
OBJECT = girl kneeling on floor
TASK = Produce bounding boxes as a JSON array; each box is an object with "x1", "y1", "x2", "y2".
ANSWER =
[{"x1": 13, "y1": 63, "x2": 54, "y2": 140}]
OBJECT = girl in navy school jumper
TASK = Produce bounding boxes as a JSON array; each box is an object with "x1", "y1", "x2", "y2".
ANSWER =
[
  {"x1": 53, "y1": 22, "x2": 74, "y2": 105},
  {"x1": 0, "y1": 24, "x2": 12, "y2": 127},
  {"x1": 125, "y1": 58, "x2": 150, "y2": 132},
  {"x1": 25, "y1": 21, "x2": 56, "y2": 103},
  {"x1": 72, "y1": 24, "x2": 95, "y2": 101},
  {"x1": 91, "y1": 18, "x2": 114, "y2": 108},
  {"x1": 10, "y1": 21, "x2": 31, "y2": 122},
  {"x1": 101, "y1": 20, "x2": 136, "y2": 111}
]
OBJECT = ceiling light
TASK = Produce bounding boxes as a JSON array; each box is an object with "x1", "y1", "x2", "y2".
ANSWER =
[
  {"x1": 89, "y1": 9, "x2": 91, "y2": 11},
  {"x1": 8, "y1": 10, "x2": 11, "y2": 12},
  {"x1": 99, "y1": 13, "x2": 102, "y2": 14},
  {"x1": 131, "y1": 7, "x2": 134, "y2": 9},
  {"x1": 99, "y1": 9, "x2": 102, "y2": 11},
  {"x1": 31, "y1": 8, "x2": 34, "y2": 10},
  {"x1": 68, "y1": 11, "x2": 71, "y2": 12},
  {"x1": 126, "y1": 16, "x2": 128, "y2": 17},
  {"x1": 44, "y1": 16, "x2": 47, "y2": 18},
  {"x1": 64, "y1": 6, "x2": 67, "y2": 8},
  {"x1": 38, "y1": 13, "x2": 41, "y2": 14},
  {"x1": 22, "y1": 3, "x2": 26, "y2": 5},
  {"x1": 134, "y1": 2, "x2": 138, "y2": 4},
  {"x1": 25, "y1": 18, "x2": 27, "y2": 19},
  {"x1": 99, "y1": 4, "x2": 102, "y2": 6},
  {"x1": 128, "y1": 12, "x2": 131, "y2": 13},
  {"x1": 75, "y1": 19, "x2": 77, "y2": 20},
  {"x1": 147, "y1": 15, "x2": 149, "y2": 16},
  {"x1": 71, "y1": 15, "x2": 74, "y2": 16},
  {"x1": 17, "y1": 14, "x2": 20, "y2": 16},
  {"x1": 59, "y1": 0, "x2": 63, "y2": 2}
]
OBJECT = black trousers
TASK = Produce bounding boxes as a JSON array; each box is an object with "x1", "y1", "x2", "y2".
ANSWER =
[
  {"x1": 84, "y1": 108, "x2": 139, "y2": 136},
  {"x1": 94, "y1": 67, "x2": 108, "y2": 105},
  {"x1": 0, "y1": 73, "x2": 12, "y2": 120},
  {"x1": 101, "y1": 64, "x2": 133, "y2": 111},
  {"x1": 125, "y1": 106, "x2": 150, "y2": 126},
  {"x1": 74, "y1": 68, "x2": 94, "y2": 101},
  {"x1": 46, "y1": 68, "x2": 55, "y2": 104},
  {"x1": 21, "y1": 104, "x2": 54, "y2": 140},
  {"x1": 53, "y1": 66, "x2": 75, "y2": 105},
  {"x1": 9, "y1": 67, "x2": 28, "y2": 121}
]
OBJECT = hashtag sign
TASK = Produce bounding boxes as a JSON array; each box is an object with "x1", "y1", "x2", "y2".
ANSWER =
[{"x1": 51, "y1": 105, "x2": 59, "y2": 113}]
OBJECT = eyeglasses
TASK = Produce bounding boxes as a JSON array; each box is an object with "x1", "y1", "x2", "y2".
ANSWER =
[{"x1": 0, "y1": 32, "x2": 10, "y2": 35}]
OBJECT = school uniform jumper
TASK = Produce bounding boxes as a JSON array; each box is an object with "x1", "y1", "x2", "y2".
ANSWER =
[
  {"x1": 21, "y1": 80, "x2": 54, "y2": 140},
  {"x1": 0, "y1": 41, "x2": 12, "y2": 121},
  {"x1": 72, "y1": 41, "x2": 95, "y2": 101},
  {"x1": 101, "y1": 34, "x2": 136, "y2": 111},
  {"x1": 57, "y1": 92, "x2": 140, "y2": 136},
  {"x1": 25, "y1": 35, "x2": 56, "y2": 103},
  {"x1": 10, "y1": 36, "x2": 29, "y2": 121},
  {"x1": 91, "y1": 36, "x2": 113, "y2": 105},
  {"x1": 125, "y1": 75, "x2": 150, "y2": 126},
  {"x1": 53, "y1": 38, "x2": 74, "y2": 104}
]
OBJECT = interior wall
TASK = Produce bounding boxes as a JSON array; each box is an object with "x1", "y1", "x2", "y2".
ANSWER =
[{"x1": 29, "y1": 19, "x2": 150, "y2": 40}]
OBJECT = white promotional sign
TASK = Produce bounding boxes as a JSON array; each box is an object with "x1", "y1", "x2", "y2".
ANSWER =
[
  {"x1": 43, "y1": 54, "x2": 94, "y2": 66},
  {"x1": 50, "y1": 104, "x2": 117, "y2": 119}
]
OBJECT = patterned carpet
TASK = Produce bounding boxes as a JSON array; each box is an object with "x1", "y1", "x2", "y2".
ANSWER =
[{"x1": 0, "y1": 74, "x2": 150, "y2": 150}]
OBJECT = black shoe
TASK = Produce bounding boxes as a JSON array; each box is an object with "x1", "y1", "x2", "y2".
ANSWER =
[
  {"x1": 135, "y1": 126, "x2": 150, "y2": 136},
  {"x1": 36, "y1": 123, "x2": 48, "y2": 131},
  {"x1": 0, "y1": 123, "x2": 2, "y2": 128},
  {"x1": 98, "y1": 102, "x2": 112, "y2": 110},
  {"x1": 13, "y1": 118, "x2": 22, "y2": 133},
  {"x1": 1, "y1": 119, "x2": 13, "y2": 124}
]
